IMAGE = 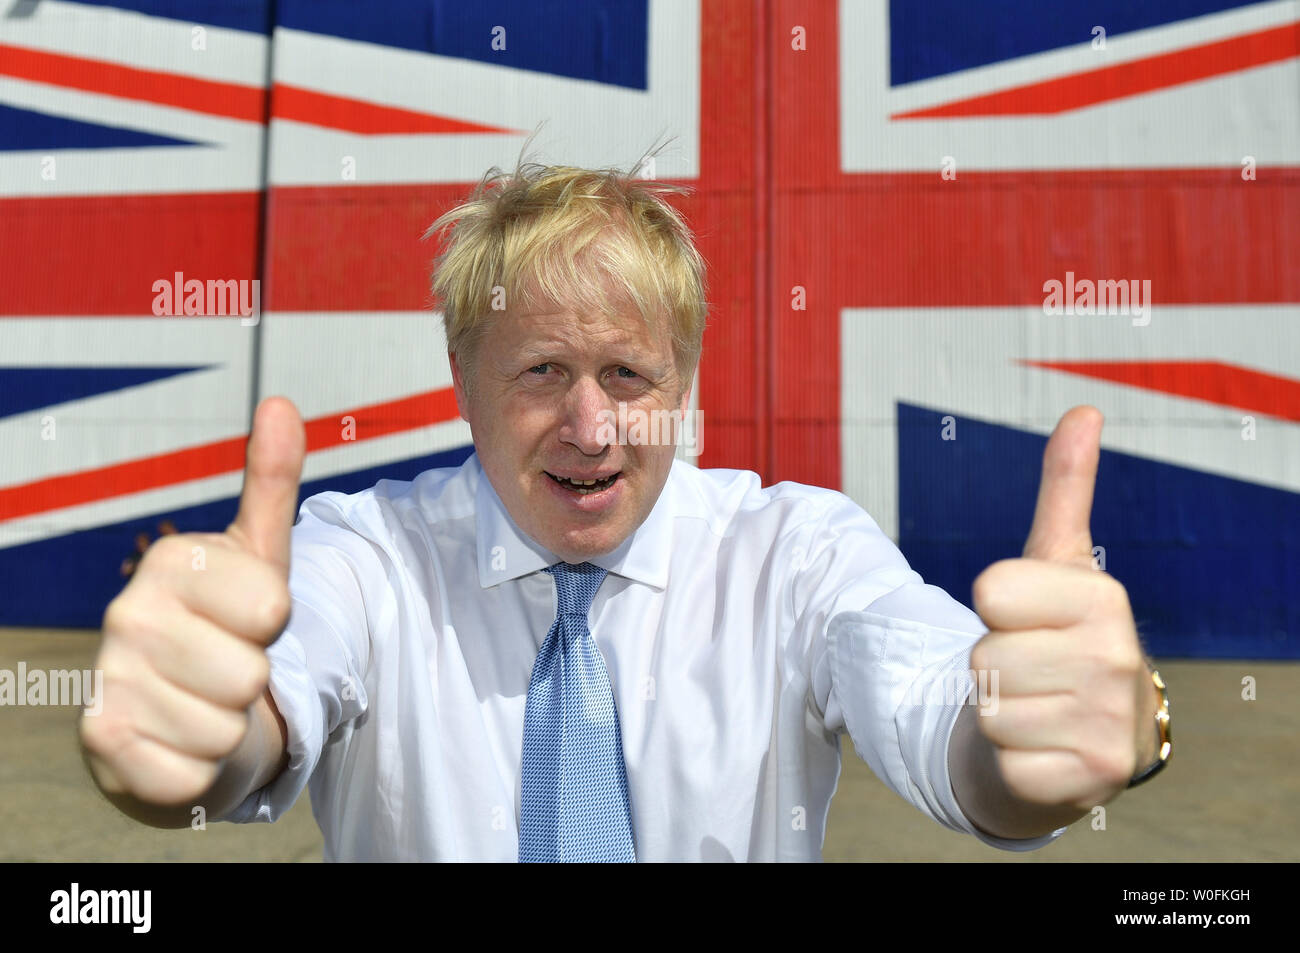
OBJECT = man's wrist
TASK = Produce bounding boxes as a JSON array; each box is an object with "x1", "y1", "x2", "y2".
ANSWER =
[{"x1": 1128, "y1": 666, "x2": 1171, "y2": 788}]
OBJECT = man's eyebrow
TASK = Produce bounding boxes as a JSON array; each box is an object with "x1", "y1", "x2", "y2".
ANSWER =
[
  {"x1": 509, "y1": 342, "x2": 663, "y2": 367},
  {"x1": 615, "y1": 357, "x2": 673, "y2": 381},
  {"x1": 511, "y1": 343, "x2": 565, "y2": 364}
]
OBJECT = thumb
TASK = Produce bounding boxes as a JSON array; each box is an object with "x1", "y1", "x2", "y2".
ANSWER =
[
  {"x1": 1022, "y1": 405, "x2": 1102, "y2": 567},
  {"x1": 229, "y1": 396, "x2": 306, "y2": 575}
]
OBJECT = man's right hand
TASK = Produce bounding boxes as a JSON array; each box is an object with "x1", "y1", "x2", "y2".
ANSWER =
[{"x1": 80, "y1": 397, "x2": 306, "y2": 811}]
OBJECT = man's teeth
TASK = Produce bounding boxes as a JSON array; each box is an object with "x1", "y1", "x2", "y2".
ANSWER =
[{"x1": 549, "y1": 473, "x2": 616, "y2": 493}]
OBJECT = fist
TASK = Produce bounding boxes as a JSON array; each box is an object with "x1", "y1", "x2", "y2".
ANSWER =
[
  {"x1": 79, "y1": 397, "x2": 306, "y2": 806},
  {"x1": 969, "y1": 406, "x2": 1154, "y2": 814}
]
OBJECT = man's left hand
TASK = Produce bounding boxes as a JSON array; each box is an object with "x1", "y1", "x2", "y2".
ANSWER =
[{"x1": 969, "y1": 405, "x2": 1158, "y2": 815}]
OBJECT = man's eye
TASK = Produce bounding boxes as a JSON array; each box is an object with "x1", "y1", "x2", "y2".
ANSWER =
[
  {"x1": 527, "y1": 363, "x2": 550, "y2": 375},
  {"x1": 615, "y1": 367, "x2": 638, "y2": 379}
]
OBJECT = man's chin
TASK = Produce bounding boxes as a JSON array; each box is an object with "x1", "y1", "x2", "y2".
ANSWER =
[
  {"x1": 545, "y1": 533, "x2": 622, "y2": 565},
  {"x1": 512, "y1": 465, "x2": 657, "y2": 562}
]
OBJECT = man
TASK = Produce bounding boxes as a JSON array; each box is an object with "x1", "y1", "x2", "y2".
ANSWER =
[{"x1": 79, "y1": 160, "x2": 1168, "y2": 861}]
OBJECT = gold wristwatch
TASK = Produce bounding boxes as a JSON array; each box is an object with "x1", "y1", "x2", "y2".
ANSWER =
[{"x1": 1127, "y1": 667, "x2": 1171, "y2": 788}]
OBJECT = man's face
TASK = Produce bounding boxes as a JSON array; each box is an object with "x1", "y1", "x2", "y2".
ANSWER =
[{"x1": 451, "y1": 286, "x2": 692, "y2": 564}]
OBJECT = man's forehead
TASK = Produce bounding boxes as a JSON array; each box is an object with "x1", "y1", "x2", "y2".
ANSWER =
[
  {"x1": 500, "y1": 300, "x2": 669, "y2": 347},
  {"x1": 510, "y1": 260, "x2": 655, "y2": 329},
  {"x1": 512, "y1": 303, "x2": 640, "y2": 331}
]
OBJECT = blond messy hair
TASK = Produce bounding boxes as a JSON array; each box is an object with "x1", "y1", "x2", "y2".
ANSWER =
[{"x1": 424, "y1": 151, "x2": 708, "y2": 394}]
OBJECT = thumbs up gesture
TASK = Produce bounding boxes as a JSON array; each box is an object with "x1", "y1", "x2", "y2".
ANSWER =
[
  {"x1": 969, "y1": 406, "x2": 1158, "y2": 815},
  {"x1": 80, "y1": 397, "x2": 306, "y2": 809}
]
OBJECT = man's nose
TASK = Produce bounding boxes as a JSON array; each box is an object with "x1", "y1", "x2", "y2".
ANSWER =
[{"x1": 559, "y1": 376, "x2": 616, "y2": 455}]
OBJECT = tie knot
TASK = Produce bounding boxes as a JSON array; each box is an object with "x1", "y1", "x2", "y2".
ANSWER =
[{"x1": 544, "y1": 561, "x2": 607, "y2": 617}]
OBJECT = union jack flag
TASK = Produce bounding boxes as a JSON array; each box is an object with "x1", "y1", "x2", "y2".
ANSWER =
[{"x1": 1, "y1": 0, "x2": 1296, "y2": 658}]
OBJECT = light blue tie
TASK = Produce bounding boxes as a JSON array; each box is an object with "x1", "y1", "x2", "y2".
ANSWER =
[{"x1": 518, "y1": 562, "x2": 636, "y2": 863}]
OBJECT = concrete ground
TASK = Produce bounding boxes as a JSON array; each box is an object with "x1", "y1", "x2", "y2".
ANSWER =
[{"x1": 2, "y1": 628, "x2": 1295, "y2": 862}]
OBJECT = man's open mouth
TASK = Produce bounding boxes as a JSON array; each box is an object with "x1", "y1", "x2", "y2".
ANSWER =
[{"x1": 545, "y1": 471, "x2": 620, "y2": 495}]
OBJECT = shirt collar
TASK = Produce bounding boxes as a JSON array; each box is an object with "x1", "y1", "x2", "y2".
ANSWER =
[{"x1": 471, "y1": 451, "x2": 674, "y2": 591}]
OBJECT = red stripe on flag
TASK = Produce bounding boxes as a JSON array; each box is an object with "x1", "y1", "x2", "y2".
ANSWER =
[
  {"x1": 271, "y1": 83, "x2": 518, "y2": 135},
  {"x1": 0, "y1": 42, "x2": 265, "y2": 123},
  {"x1": 0, "y1": 193, "x2": 261, "y2": 316},
  {"x1": 0, "y1": 389, "x2": 461, "y2": 521},
  {"x1": 1020, "y1": 360, "x2": 1300, "y2": 422},
  {"x1": 894, "y1": 22, "x2": 1300, "y2": 118},
  {"x1": 259, "y1": 170, "x2": 1300, "y2": 316}
]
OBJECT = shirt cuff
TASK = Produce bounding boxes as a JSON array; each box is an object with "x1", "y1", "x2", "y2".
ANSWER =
[
  {"x1": 930, "y1": 664, "x2": 1069, "y2": 852},
  {"x1": 219, "y1": 625, "x2": 323, "y2": 824},
  {"x1": 828, "y1": 609, "x2": 1067, "y2": 853}
]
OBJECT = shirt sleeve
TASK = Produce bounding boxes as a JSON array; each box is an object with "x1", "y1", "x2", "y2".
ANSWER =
[
  {"x1": 794, "y1": 491, "x2": 1067, "y2": 852},
  {"x1": 219, "y1": 493, "x2": 374, "y2": 824}
]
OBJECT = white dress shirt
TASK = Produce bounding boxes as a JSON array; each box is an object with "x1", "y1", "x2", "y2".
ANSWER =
[{"x1": 224, "y1": 451, "x2": 1067, "y2": 860}]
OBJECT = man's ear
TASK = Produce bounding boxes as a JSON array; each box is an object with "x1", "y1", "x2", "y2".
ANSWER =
[
  {"x1": 678, "y1": 364, "x2": 697, "y2": 414},
  {"x1": 449, "y1": 352, "x2": 472, "y2": 423}
]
